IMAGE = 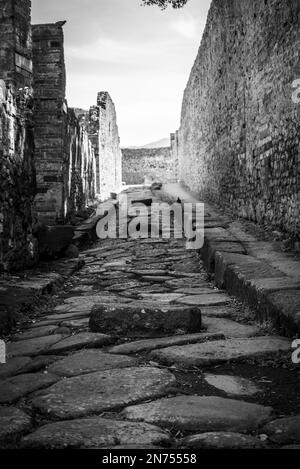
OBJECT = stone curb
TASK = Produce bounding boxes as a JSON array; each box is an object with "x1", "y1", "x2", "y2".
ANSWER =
[{"x1": 154, "y1": 186, "x2": 300, "y2": 338}]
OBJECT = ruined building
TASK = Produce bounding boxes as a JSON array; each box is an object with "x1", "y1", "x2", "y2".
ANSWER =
[
  {"x1": 88, "y1": 92, "x2": 122, "y2": 200},
  {"x1": 122, "y1": 147, "x2": 174, "y2": 185},
  {"x1": 0, "y1": 0, "x2": 122, "y2": 271},
  {"x1": 172, "y1": 0, "x2": 300, "y2": 236},
  {"x1": 0, "y1": 0, "x2": 36, "y2": 271}
]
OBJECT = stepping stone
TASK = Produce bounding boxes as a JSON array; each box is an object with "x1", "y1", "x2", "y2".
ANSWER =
[
  {"x1": 109, "y1": 332, "x2": 224, "y2": 355},
  {"x1": 203, "y1": 317, "x2": 260, "y2": 338},
  {"x1": 138, "y1": 293, "x2": 185, "y2": 303},
  {"x1": 122, "y1": 395, "x2": 273, "y2": 432},
  {"x1": 31, "y1": 366, "x2": 176, "y2": 420},
  {"x1": 150, "y1": 337, "x2": 291, "y2": 367},
  {"x1": 47, "y1": 350, "x2": 137, "y2": 377},
  {"x1": 13, "y1": 325, "x2": 58, "y2": 341},
  {"x1": 174, "y1": 287, "x2": 215, "y2": 295},
  {"x1": 90, "y1": 303, "x2": 202, "y2": 336},
  {"x1": 130, "y1": 270, "x2": 168, "y2": 276},
  {"x1": 179, "y1": 432, "x2": 266, "y2": 449},
  {"x1": 0, "y1": 372, "x2": 60, "y2": 403},
  {"x1": 7, "y1": 335, "x2": 64, "y2": 358},
  {"x1": 45, "y1": 333, "x2": 114, "y2": 354},
  {"x1": 262, "y1": 415, "x2": 300, "y2": 444},
  {"x1": 0, "y1": 407, "x2": 31, "y2": 442},
  {"x1": 21, "y1": 417, "x2": 170, "y2": 449},
  {"x1": 204, "y1": 374, "x2": 261, "y2": 396},
  {"x1": 175, "y1": 293, "x2": 229, "y2": 306}
]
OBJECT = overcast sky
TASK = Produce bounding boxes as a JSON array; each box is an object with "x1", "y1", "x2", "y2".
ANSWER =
[{"x1": 32, "y1": 0, "x2": 211, "y2": 147}]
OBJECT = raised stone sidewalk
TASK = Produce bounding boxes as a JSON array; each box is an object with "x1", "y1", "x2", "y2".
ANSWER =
[{"x1": 156, "y1": 183, "x2": 300, "y2": 337}]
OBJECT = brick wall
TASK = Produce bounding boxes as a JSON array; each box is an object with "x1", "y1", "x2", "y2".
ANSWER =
[
  {"x1": 173, "y1": 0, "x2": 300, "y2": 235},
  {"x1": 32, "y1": 23, "x2": 97, "y2": 224},
  {"x1": 122, "y1": 147, "x2": 174, "y2": 185}
]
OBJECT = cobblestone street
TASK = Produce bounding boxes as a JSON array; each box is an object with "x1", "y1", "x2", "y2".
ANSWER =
[{"x1": 0, "y1": 188, "x2": 299, "y2": 449}]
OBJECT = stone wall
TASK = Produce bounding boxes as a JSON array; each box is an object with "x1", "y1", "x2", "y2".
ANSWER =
[
  {"x1": 0, "y1": 0, "x2": 32, "y2": 89},
  {"x1": 32, "y1": 23, "x2": 97, "y2": 224},
  {"x1": 88, "y1": 92, "x2": 122, "y2": 200},
  {"x1": 122, "y1": 147, "x2": 174, "y2": 185},
  {"x1": 173, "y1": 0, "x2": 300, "y2": 235},
  {"x1": 0, "y1": 0, "x2": 36, "y2": 273}
]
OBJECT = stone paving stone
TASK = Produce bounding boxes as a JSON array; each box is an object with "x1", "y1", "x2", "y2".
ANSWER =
[
  {"x1": 174, "y1": 287, "x2": 215, "y2": 295},
  {"x1": 179, "y1": 432, "x2": 266, "y2": 449},
  {"x1": 45, "y1": 332, "x2": 114, "y2": 354},
  {"x1": 130, "y1": 270, "x2": 168, "y2": 276},
  {"x1": 204, "y1": 374, "x2": 261, "y2": 396},
  {"x1": 0, "y1": 372, "x2": 60, "y2": 403},
  {"x1": 106, "y1": 281, "x2": 144, "y2": 292},
  {"x1": 142, "y1": 276, "x2": 173, "y2": 283},
  {"x1": 60, "y1": 318, "x2": 90, "y2": 329},
  {"x1": 165, "y1": 278, "x2": 208, "y2": 289},
  {"x1": 150, "y1": 336, "x2": 291, "y2": 367},
  {"x1": 0, "y1": 357, "x2": 32, "y2": 379},
  {"x1": 109, "y1": 332, "x2": 225, "y2": 355},
  {"x1": 0, "y1": 355, "x2": 60, "y2": 379},
  {"x1": 7, "y1": 335, "x2": 64, "y2": 358},
  {"x1": 122, "y1": 395, "x2": 273, "y2": 432},
  {"x1": 21, "y1": 417, "x2": 171, "y2": 449},
  {"x1": 47, "y1": 350, "x2": 137, "y2": 377},
  {"x1": 175, "y1": 293, "x2": 229, "y2": 306},
  {"x1": 138, "y1": 293, "x2": 185, "y2": 303},
  {"x1": 0, "y1": 407, "x2": 31, "y2": 442},
  {"x1": 203, "y1": 317, "x2": 260, "y2": 338},
  {"x1": 13, "y1": 325, "x2": 58, "y2": 341},
  {"x1": 31, "y1": 366, "x2": 176, "y2": 420},
  {"x1": 262, "y1": 415, "x2": 300, "y2": 445},
  {"x1": 200, "y1": 306, "x2": 233, "y2": 318},
  {"x1": 90, "y1": 302, "x2": 202, "y2": 336}
]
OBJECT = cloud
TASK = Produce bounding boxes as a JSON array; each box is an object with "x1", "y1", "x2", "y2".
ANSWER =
[
  {"x1": 66, "y1": 37, "x2": 163, "y2": 65},
  {"x1": 170, "y1": 14, "x2": 198, "y2": 39}
]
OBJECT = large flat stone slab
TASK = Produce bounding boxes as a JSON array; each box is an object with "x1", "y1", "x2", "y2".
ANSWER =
[
  {"x1": 179, "y1": 432, "x2": 265, "y2": 449},
  {"x1": 150, "y1": 336, "x2": 291, "y2": 367},
  {"x1": 0, "y1": 407, "x2": 31, "y2": 442},
  {"x1": 122, "y1": 395, "x2": 273, "y2": 432},
  {"x1": 0, "y1": 372, "x2": 60, "y2": 403},
  {"x1": 204, "y1": 374, "x2": 261, "y2": 396},
  {"x1": 203, "y1": 317, "x2": 260, "y2": 338},
  {"x1": 137, "y1": 293, "x2": 185, "y2": 303},
  {"x1": 44, "y1": 332, "x2": 114, "y2": 354},
  {"x1": 31, "y1": 366, "x2": 176, "y2": 419},
  {"x1": 262, "y1": 415, "x2": 300, "y2": 445},
  {"x1": 109, "y1": 332, "x2": 225, "y2": 355},
  {"x1": 21, "y1": 417, "x2": 171, "y2": 449},
  {"x1": 175, "y1": 294, "x2": 229, "y2": 306},
  {"x1": 7, "y1": 335, "x2": 64, "y2": 358},
  {"x1": 89, "y1": 303, "x2": 202, "y2": 336},
  {"x1": 47, "y1": 350, "x2": 137, "y2": 377}
]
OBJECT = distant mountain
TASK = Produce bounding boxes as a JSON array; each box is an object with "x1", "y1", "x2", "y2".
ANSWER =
[{"x1": 142, "y1": 138, "x2": 170, "y2": 149}]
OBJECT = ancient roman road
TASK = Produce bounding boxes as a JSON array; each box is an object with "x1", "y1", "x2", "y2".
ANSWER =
[{"x1": 0, "y1": 188, "x2": 299, "y2": 449}]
